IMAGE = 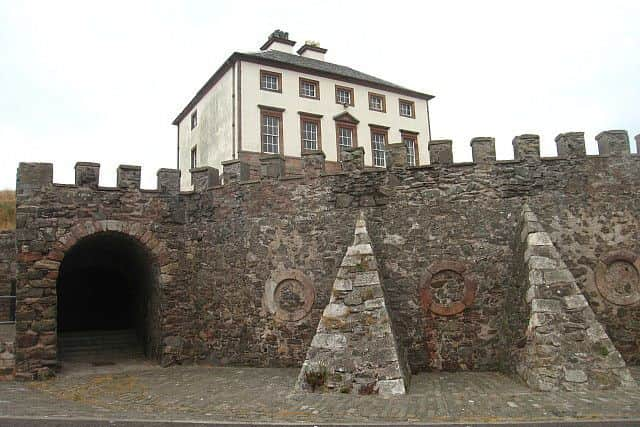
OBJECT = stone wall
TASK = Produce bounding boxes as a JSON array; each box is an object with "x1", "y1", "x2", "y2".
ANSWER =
[
  {"x1": 0, "y1": 230, "x2": 16, "y2": 380},
  {"x1": 0, "y1": 325, "x2": 15, "y2": 380},
  {"x1": 11, "y1": 130, "x2": 640, "y2": 382},
  {"x1": 0, "y1": 231, "x2": 16, "y2": 323},
  {"x1": 528, "y1": 158, "x2": 640, "y2": 363},
  {"x1": 511, "y1": 205, "x2": 633, "y2": 391}
]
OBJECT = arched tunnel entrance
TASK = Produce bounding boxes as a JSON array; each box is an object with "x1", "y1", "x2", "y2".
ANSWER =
[{"x1": 56, "y1": 231, "x2": 160, "y2": 364}]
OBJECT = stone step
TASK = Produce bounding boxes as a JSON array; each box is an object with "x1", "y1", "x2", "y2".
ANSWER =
[{"x1": 58, "y1": 329, "x2": 142, "y2": 360}]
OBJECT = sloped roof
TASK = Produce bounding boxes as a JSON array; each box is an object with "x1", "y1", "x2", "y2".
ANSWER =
[{"x1": 172, "y1": 50, "x2": 434, "y2": 125}]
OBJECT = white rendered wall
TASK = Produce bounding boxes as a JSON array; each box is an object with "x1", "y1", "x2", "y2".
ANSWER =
[
  {"x1": 299, "y1": 50, "x2": 325, "y2": 61},
  {"x1": 177, "y1": 68, "x2": 234, "y2": 189},
  {"x1": 240, "y1": 60, "x2": 430, "y2": 167}
]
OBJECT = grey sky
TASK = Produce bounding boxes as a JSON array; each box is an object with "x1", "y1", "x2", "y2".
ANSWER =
[{"x1": 1, "y1": 0, "x2": 638, "y2": 190}]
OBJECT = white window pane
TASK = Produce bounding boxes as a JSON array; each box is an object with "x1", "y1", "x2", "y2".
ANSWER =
[
  {"x1": 372, "y1": 133, "x2": 386, "y2": 167},
  {"x1": 339, "y1": 127, "x2": 352, "y2": 149},
  {"x1": 262, "y1": 115, "x2": 280, "y2": 153},
  {"x1": 404, "y1": 138, "x2": 416, "y2": 166}
]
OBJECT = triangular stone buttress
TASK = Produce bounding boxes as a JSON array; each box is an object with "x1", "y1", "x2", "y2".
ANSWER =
[{"x1": 295, "y1": 212, "x2": 410, "y2": 396}]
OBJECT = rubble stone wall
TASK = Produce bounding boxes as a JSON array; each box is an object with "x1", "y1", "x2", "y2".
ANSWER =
[
  {"x1": 11, "y1": 130, "x2": 640, "y2": 380},
  {"x1": 528, "y1": 160, "x2": 640, "y2": 364},
  {"x1": 0, "y1": 231, "x2": 16, "y2": 323}
]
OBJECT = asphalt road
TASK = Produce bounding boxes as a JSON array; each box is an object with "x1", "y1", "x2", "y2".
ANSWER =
[{"x1": 1, "y1": 418, "x2": 640, "y2": 427}]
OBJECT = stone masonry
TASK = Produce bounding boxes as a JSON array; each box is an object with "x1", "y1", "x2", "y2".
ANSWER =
[
  {"x1": 0, "y1": 231, "x2": 16, "y2": 380},
  {"x1": 1, "y1": 129, "x2": 639, "y2": 392},
  {"x1": 295, "y1": 212, "x2": 410, "y2": 396},
  {"x1": 514, "y1": 205, "x2": 635, "y2": 391}
]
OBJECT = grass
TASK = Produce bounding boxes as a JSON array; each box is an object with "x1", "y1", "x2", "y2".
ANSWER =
[
  {"x1": 0, "y1": 190, "x2": 15, "y2": 231},
  {"x1": 304, "y1": 363, "x2": 328, "y2": 392}
]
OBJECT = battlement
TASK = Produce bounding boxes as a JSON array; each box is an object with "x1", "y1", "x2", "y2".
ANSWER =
[
  {"x1": 9, "y1": 127, "x2": 640, "y2": 384},
  {"x1": 16, "y1": 129, "x2": 638, "y2": 196}
]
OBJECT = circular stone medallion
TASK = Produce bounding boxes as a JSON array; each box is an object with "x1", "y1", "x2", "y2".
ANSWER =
[
  {"x1": 264, "y1": 270, "x2": 315, "y2": 322},
  {"x1": 420, "y1": 260, "x2": 477, "y2": 316},
  {"x1": 595, "y1": 250, "x2": 640, "y2": 306}
]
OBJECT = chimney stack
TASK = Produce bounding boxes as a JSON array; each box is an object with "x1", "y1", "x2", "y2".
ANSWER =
[
  {"x1": 297, "y1": 41, "x2": 327, "y2": 61},
  {"x1": 260, "y1": 29, "x2": 296, "y2": 54}
]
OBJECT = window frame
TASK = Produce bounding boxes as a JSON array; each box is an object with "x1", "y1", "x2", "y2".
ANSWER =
[
  {"x1": 335, "y1": 85, "x2": 355, "y2": 106},
  {"x1": 399, "y1": 99, "x2": 416, "y2": 118},
  {"x1": 260, "y1": 70, "x2": 283, "y2": 93},
  {"x1": 400, "y1": 130, "x2": 419, "y2": 166},
  {"x1": 369, "y1": 125, "x2": 389, "y2": 168},
  {"x1": 190, "y1": 110, "x2": 198, "y2": 130},
  {"x1": 259, "y1": 106, "x2": 285, "y2": 154},
  {"x1": 190, "y1": 145, "x2": 197, "y2": 169},
  {"x1": 368, "y1": 92, "x2": 386, "y2": 113},
  {"x1": 335, "y1": 121, "x2": 358, "y2": 156},
  {"x1": 299, "y1": 77, "x2": 320, "y2": 100},
  {"x1": 299, "y1": 112, "x2": 323, "y2": 152}
]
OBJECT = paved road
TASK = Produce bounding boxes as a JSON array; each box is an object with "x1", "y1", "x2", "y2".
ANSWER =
[
  {"x1": 1, "y1": 418, "x2": 640, "y2": 426},
  {"x1": 1, "y1": 362, "x2": 639, "y2": 425}
]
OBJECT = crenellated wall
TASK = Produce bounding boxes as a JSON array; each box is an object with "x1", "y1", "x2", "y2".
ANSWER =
[{"x1": 9, "y1": 129, "x2": 640, "y2": 385}]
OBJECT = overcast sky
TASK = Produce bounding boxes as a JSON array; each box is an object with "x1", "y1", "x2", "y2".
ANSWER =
[{"x1": 1, "y1": 0, "x2": 638, "y2": 190}]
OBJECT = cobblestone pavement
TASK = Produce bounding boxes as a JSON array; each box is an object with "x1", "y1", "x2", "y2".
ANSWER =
[{"x1": 1, "y1": 362, "x2": 640, "y2": 424}]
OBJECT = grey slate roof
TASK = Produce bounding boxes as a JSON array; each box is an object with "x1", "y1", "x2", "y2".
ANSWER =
[
  {"x1": 173, "y1": 49, "x2": 433, "y2": 125},
  {"x1": 244, "y1": 50, "x2": 414, "y2": 93}
]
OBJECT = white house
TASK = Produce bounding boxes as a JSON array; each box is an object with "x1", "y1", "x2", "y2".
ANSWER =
[{"x1": 173, "y1": 30, "x2": 434, "y2": 188}]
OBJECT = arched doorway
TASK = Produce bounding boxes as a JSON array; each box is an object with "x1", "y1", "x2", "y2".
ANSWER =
[{"x1": 56, "y1": 231, "x2": 159, "y2": 364}]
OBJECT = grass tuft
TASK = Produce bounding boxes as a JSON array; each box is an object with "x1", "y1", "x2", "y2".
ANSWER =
[{"x1": 0, "y1": 190, "x2": 15, "y2": 231}]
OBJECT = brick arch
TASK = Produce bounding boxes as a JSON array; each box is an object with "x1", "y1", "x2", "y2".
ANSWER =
[
  {"x1": 15, "y1": 220, "x2": 175, "y2": 379},
  {"x1": 45, "y1": 220, "x2": 171, "y2": 286}
]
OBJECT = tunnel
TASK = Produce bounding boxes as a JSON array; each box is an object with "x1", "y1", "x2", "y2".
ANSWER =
[{"x1": 56, "y1": 231, "x2": 159, "y2": 363}]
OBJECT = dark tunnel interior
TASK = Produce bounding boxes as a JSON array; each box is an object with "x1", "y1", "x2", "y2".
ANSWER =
[{"x1": 56, "y1": 231, "x2": 158, "y2": 359}]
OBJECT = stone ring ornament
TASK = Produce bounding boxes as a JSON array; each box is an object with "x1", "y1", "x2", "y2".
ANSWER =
[
  {"x1": 595, "y1": 250, "x2": 640, "y2": 306},
  {"x1": 264, "y1": 270, "x2": 315, "y2": 321},
  {"x1": 419, "y1": 260, "x2": 477, "y2": 316}
]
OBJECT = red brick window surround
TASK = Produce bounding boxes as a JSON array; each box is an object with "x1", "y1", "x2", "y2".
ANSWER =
[
  {"x1": 399, "y1": 99, "x2": 415, "y2": 118},
  {"x1": 299, "y1": 78, "x2": 320, "y2": 100},
  {"x1": 299, "y1": 112, "x2": 322, "y2": 152},
  {"x1": 368, "y1": 92, "x2": 386, "y2": 112},
  {"x1": 260, "y1": 70, "x2": 282, "y2": 93},
  {"x1": 259, "y1": 106, "x2": 284, "y2": 154},
  {"x1": 335, "y1": 85, "x2": 355, "y2": 106},
  {"x1": 335, "y1": 122, "x2": 358, "y2": 155},
  {"x1": 369, "y1": 125, "x2": 389, "y2": 168},
  {"x1": 401, "y1": 130, "x2": 419, "y2": 166}
]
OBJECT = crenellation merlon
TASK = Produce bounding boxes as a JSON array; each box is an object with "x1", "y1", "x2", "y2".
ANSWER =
[
  {"x1": 259, "y1": 155, "x2": 285, "y2": 179},
  {"x1": 157, "y1": 169, "x2": 181, "y2": 194},
  {"x1": 470, "y1": 137, "x2": 496, "y2": 164},
  {"x1": 428, "y1": 139, "x2": 453, "y2": 165},
  {"x1": 190, "y1": 167, "x2": 220, "y2": 192},
  {"x1": 14, "y1": 128, "x2": 640, "y2": 196},
  {"x1": 117, "y1": 164, "x2": 142, "y2": 189},
  {"x1": 75, "y1": 162, "x2": 100, "y2": 189},
  {"x1": 221, "y1": 159, "x2": 250, "y2": 184},
  {"x1": 596, "y1": 130, "x2": 630, "y2": 155},
  {"x1": 301, "y1": 150, "x2": 326, "y2": 177},
  {"x1": 385, "y1": 143, "x2": 408, "y2": 169},
  {"x1": 17, "y1": 162, "x2": 53, "y2": 187},
  {"x1": 512, "y1": 134, "x2": 540, "y2": 162},
  {"x1": 555, "y1": 132, "x2": 586, "y2": 159}
]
